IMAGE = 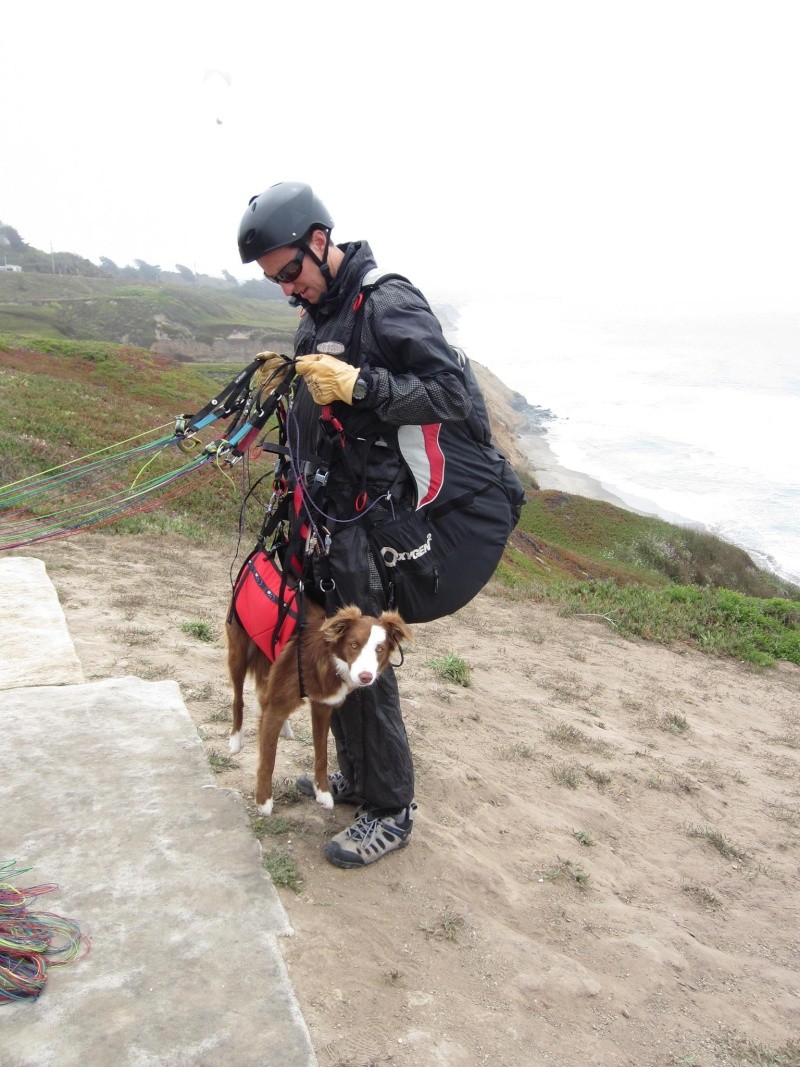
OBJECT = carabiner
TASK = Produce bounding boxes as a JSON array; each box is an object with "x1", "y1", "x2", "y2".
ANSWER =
[{"x1": 177, "y1": 435, "x2": 201, "y2": 454}]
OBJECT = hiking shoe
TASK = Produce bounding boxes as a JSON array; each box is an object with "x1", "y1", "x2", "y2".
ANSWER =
[
  {"x1": 296, "y1": 771, "x2": 361, "y2": 805},
  {"x1": 323, "y1": 804, "x2": 416, "y2": 869}
]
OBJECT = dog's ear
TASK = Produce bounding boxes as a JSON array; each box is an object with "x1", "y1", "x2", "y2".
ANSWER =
[
  {"x1": 321, "y1": 605, "x2": 362, "y2": 642},
  {"x1": 379, "y1": 611, "x2": 413, "y2": 648}
]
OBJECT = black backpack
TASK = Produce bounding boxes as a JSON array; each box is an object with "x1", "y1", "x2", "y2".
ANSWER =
[{"x1": 349, "y1": 271, "x2": 526, "y2": 623}]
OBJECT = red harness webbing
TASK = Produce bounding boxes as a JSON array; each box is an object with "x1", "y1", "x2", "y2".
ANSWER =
[{"x1": 232, "y1": 550, "x2": 299, "y2": 662}]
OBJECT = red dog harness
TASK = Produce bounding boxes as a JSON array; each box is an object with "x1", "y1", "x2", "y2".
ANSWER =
[{"x1": 232, "y1": 550, "x2": 299, "y2": 662}]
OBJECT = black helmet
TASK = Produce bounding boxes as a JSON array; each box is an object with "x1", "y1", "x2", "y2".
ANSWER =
[{"x1": 237, "y1": 181, "x2": 334, "y2": 264}]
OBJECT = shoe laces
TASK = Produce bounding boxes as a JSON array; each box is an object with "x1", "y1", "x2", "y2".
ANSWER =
[
  {"x1": 344, "y1": 810, "x2": 381, "y2": 843},
  {"x1": 344, "y1": 804, "x2": 414, "y2": 843}
]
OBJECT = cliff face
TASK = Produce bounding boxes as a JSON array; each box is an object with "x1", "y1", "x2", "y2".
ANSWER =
[{"x1": 469, "y1": 360, "x2": 544, "y2": 479}]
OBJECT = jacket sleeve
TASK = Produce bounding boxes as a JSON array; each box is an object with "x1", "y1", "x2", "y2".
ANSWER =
[{"x1": 359, "y1": 284, "x2": 473, "y2": 427}]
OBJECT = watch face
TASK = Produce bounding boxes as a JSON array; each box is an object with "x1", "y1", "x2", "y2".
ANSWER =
[{"x1": 353, "y1": 378, "x2": 368, "y2": 400}]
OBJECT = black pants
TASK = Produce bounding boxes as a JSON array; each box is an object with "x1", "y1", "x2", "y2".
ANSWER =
[{"x1": 314, "y1": 522, "x2": 415, "y2": 812}]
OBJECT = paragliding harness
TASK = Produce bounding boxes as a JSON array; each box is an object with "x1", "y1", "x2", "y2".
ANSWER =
[
  {"x1": 309, "y1": 270, "x2": 527, "y2": 624},
  {"x1": 212, "y1": 358, "x2": 312, "y2": 666}
]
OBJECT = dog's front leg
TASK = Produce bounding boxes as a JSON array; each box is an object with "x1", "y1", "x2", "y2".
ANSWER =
[
  {"x1": 226, "y1": 618, "x2": 250, "y2": 755},
  {"x1": 310, "y1": 702, "x2": 335, "y2": 809},
  {"x1": 254, "y1": 705, "x2": 289, "y2": 816}
]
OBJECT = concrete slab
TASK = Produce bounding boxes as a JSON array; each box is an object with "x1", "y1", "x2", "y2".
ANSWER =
[
  {"x1": 0, "y1": 556, "x2": 84, "y2": 689},
  {"x1": 0, "y1": 675, "x2": 316, "y2": 1067}
]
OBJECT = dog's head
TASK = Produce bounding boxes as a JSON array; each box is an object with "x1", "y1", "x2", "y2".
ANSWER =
[{"x1": 321, "y1": 605, "x2": 413, "y2": 689}]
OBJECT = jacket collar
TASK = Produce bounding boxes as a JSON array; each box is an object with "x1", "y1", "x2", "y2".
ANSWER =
[{"x1": 298, "y1": 240, "x2": 377, "y2": 320}]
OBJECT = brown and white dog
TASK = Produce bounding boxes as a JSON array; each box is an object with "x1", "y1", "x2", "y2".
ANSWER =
[{"x1": 226, "y1": 599, "x2": 412, "y2": 815}]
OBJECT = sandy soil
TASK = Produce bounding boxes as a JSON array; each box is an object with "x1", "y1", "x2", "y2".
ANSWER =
[{"x1": 20, "y1": 531, "x2": 800, "y2": 1067}]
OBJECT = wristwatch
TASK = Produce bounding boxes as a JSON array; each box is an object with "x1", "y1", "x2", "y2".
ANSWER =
[{"x1": 352, "y1": 376, "x2": 369, "y2": 402}]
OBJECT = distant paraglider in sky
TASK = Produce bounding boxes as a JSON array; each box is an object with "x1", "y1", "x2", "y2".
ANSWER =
[{"x1": 202, "y1": 69, "x2": 232, "y2": 126}]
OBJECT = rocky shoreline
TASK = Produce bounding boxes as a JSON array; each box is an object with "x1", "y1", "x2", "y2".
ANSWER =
[{"x1": 471, "y1": 359, "x2": 634, "y2": 508}]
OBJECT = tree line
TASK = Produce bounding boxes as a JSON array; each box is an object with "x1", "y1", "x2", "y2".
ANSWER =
[{"x1": 0, "y1": 222, "x2": 280, "y2": 300}]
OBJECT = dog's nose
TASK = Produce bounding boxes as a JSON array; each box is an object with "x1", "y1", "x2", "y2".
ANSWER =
[{"x1": 358, "y1": 671, "x2": 374, "y2": 685}]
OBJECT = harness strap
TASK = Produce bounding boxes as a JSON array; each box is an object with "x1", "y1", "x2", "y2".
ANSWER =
[
  {"x1": 227, "y1": 371, "x2": 297, "y2": 458},
  {"x1": 181, "y1": 357, "x2": 263, "y2": 433},
  {"x1": 317, "y1": 404, "x2": 378, "y2": 516}
]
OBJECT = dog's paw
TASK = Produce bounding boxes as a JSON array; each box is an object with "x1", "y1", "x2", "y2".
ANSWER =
[
  {"x1": 229, "y1": 731, "x2": 243, "y2": 755},
  {"x1": 315, "y1": 789, "x2": 334, "y2": 810},
  {"x1": 257, "y1": 798, "x2": 274, "y2": 816}
]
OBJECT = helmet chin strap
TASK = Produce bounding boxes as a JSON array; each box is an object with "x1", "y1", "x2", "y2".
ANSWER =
[{"x1": 301, "y1": 229, "x2": 334, "y2": 288}]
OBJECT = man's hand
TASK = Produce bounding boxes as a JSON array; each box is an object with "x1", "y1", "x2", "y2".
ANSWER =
[
  {"x1": 295, "y1": 352, "x2": 359, "y2": 405},
  {"x1": 252, "y1": 351, "x2": 293, "y2": 393}
]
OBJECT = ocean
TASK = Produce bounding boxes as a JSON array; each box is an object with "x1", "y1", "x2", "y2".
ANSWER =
[{"x1": 453, "y1": 297, "x2": 800, "y2": 587}]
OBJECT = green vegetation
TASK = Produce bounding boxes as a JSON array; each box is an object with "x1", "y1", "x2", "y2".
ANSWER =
[
  {"x1": 0, "y1": 269, "x2": 297, "y2": 349},
  {"x1": 181, "y1": 621, "x2": 214, "y2": 643},
  {"x1": 551, "y1": 762, "x2": 582, "y2": 789},
  {"x1": 207, "y1": 751, "x2": 239, "y2": 773},
  {"x1": 660, "y1": 712, "x2": 690, "y2": 734},
  {"x1": 545, "y1": 580, "x2": 799, "y2": 667},
  {"x1": 685, "y1": 824, "x2": 749, "y2": 861},
  {"x1": 420, "y1": 907, "x2": 466, "y2": 942},
  {"x1": 544, "y1": 858, "x2": 590, "y2": 890},
  {"x1": 262, "y1": 850, "x2": 303, "y2": 891},
  {"x1": 426, "y1": 652, "x2": 471, "y2": 686}
]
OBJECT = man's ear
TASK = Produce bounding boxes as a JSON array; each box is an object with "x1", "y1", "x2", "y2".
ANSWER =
[{"x1": 308, "y1": 227, "x2": 329, "y2": 257}]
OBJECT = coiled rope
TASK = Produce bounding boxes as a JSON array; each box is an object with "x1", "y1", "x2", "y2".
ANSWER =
[{"x1": 0, "y1": 861, "x2": 90, "y2": 1002}]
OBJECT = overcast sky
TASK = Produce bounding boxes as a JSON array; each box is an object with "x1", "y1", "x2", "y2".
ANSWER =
[{"x1": 3, "y1": 1, "x2": 798, "y2": 315}]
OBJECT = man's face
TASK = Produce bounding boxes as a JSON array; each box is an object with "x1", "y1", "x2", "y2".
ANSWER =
[{"x1": 257, "y1": 234, "x2": 327, "y2": 305}]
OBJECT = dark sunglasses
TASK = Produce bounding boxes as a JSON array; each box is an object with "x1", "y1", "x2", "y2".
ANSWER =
[{"x1": 263, "y1": 247, "x2": 305, "y2": 284}]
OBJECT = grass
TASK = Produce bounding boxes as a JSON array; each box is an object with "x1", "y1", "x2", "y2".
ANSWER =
[
  {"x1": 660, "y1": 712, "x2": 690, "y2": 734},
  {"x1": 0, "y1": 273, "x2": 298, "y2": 350},
  {"x1": 681, "y1": 880, "x2": 722, "y2": 909},
  {"x1": 426, "y1": 652, "x2": 471, "y2": 686},
  {"x1": 551, "y1": 762, "x2": 582, "y2": 789},
  {"x1": 271, "y1": 778, "x2": 304, "y2": 805},
  {"x1": 544, "y1": 858, "x2": 590, "y2": 890},
  {"x1": 540, "y1": 672, "x2": 595, "y2": 704},
  {"x1": 181, "y1": 620, "x2": 214, "y2": 643},
  {"x1": 497, "y1": 741, "x2": 536, "y2": 761},
  {"x1": 718, "y1": 1033, "x2": 800, "y2": 1066},
  {"x1": 250, "y1": 813, "x2": 299, "y2": 838},
  {"x1": 546, "y1": 721, "x2": 608, "y2": 753},
  {"x1": 546, "y1": 581, "x2": 800, "y2": 666},
  {"x1": 766, "y1": 802, "x2": 800, "y2": 828},
  {"x1": 686, "y1": 824, "x2": 749, "y2": 862},
  {"x1": 421, "y1": 907, "x2": 466, "y2": 942},
  {"x1": 262, "y1": 850, "x2": 302, "y2": 892},
  {"x1": 583, "y1": 765, "x2": 612, "y2": 790},
  {"x1": 513, "y1": 493, "x2": 799, "y2": 601},
  {"x1": 207, "y1": 751, "x2": 239, "y2": 773}
]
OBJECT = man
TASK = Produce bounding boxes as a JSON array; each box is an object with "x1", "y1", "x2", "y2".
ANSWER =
[{"x1": 237, "y1": 181, "x2": 475, "y2": 868}]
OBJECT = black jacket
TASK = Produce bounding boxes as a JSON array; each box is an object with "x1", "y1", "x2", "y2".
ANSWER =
[{"x1": 290, "y1": 241, "x2": 474, "y2": 513}]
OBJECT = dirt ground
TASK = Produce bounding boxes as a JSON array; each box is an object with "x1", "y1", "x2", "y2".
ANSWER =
[{"x1": 20, "y1": 531, "x2": 800, "y2": 1067}]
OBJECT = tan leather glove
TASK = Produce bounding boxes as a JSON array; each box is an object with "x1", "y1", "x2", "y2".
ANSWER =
[
  {"x1": 251, "y1": 351, "x2": 292, "y2": 393},
  {"x1": 295, "y1": 352, "x2": 359, "y2": 405}
]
